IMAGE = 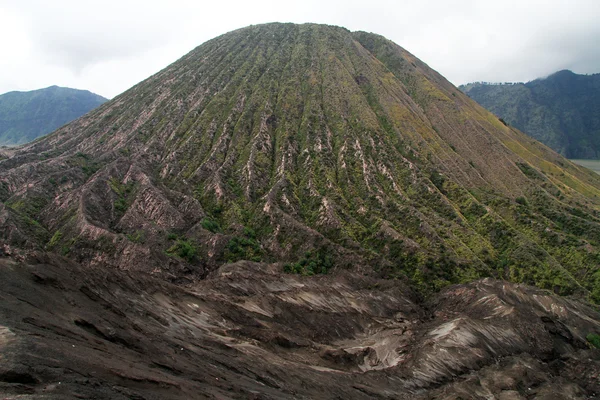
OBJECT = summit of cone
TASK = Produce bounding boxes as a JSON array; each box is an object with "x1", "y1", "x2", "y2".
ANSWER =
[{"x1": 2, "y1": 22, "x2": 600, "y2": 299}]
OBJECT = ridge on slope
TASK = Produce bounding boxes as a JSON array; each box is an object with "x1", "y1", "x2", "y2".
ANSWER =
[
  {"x1": 1, "y1": 23, "x2": 600, "y2": 300},
  {"x1": 459, "y1": 70, "x2": 600, "y2": 159},
  {"x1": 0, "y1": 86, "x2": 108, "y2": 146}
]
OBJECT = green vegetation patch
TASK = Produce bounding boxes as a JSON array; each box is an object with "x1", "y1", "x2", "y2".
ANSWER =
[
  {"x1": 126, "y1": 230, "x2": 145, "y2": 244},
  {"x1": 225, "y1": 228, "x2": 263, "y2": 262},
  {"x1": 587, "y1": 333, "x2": 600, "y2": 349},
  {"x1": 201, "y1": 218, "x2": 221, "y2": 233},
  {"x1": 0, "y1": 181, "x2": 9, "y2": 202},
  {"x1": 6, "y1": 196, "x2": 48, "y2": 219},
  {"x1": 69, "y1": 153, "x2": 102, "y2": 178},
  {"x1": 516, "y1": 162, "x2": 544, "y2": 180},
  {"x1": 284, "y1": 249, "x2": 334, "y2": 276},
  {"x1": 166, "y1": 238, "x2": 198, "y2": 262},
  {"x1": 46, "y1": 230, "x2": 63, "y2": 249},
  {"x1": 108, "y1": 177, "x2": 137, "y2": 218}
]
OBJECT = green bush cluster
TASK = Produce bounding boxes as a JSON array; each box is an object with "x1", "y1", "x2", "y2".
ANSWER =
[
  {"x1": 516, "y1": 162, "x2": 543, "y2": 180},
  {"x1": 108, "y1": 177, "x2": 136, "y2": 218},
  {"x1": 70, "y1": 153, "x2": 101, "y2": 178},
  {"x1": 284, "y1": 250, "x2": 334, "y2": 276},
  {"x1": 47, "y1": 230, "x2": 63, "y2": 249},
  {"x1": 167, "y1": 232, "x2": 178, "y2": 240},
  {"x1": 515, "y1": 196, "x2": 529, "y2": 206},
  {"x1": 126, "y1": 230, "x2": 145, "y2": 243},
  {"x1": 587, "y1": 333, "x2": 600, "y2": 349},
  {"x1": 0, "y1": 181, "x2": 10, "y2": 202},
  {"x1": 225, "y1": 228, "x2": 263, "y2": 262},
  {"x1": 201, "y1": 218, "x2": 221, "y2": 233},
  {"x1": 167, "y1": 238, "x2": 198, "y2": 262},
  {"x1": 6, "y1": 196, "x2": 48, "y2": 219},
  {"x1": 462, "y1": 201, "x2": 488, "y2": 220},
  {"x1": 429, "y1": 169, "x2": 446, "y2": 192}
]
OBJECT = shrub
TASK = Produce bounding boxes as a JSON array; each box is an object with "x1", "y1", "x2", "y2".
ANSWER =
[
  {"x1": 463, "y1": 201, "x2": 487, "y2": 220},
  {"x1": 47, "y1": 230, "x2": 63, "y2": 249},
  {"x1": 429, "y1": 169, "x2": 446, "y2": 191},
  {"x1": 71, "y1": 153, "x2": 101, "y2": 178},
  {"x1": 108, "y1": 177, "x2": 136, "y2": 218},
  {"x1": 201, "y1": 218, "x2": 221, "y2": 233},
  {"x1": 516, "y1": 162, "x2": 543, "y2": 180},
  {"x1": 167, "y1": 232, "x2": 178, "y2": 240},
  {"x1": 587, "y1": 333, "x2": 600, "y2": 349},
  {"x1": 225, "y1": 229, "x2": 263, "y2": 262},
  {"x1": 516, "y1": 196, "x2": 529, "y2": 206},
  {"x1": 284, "y1": 250, "x2": 334, "y2": 276},
  {"x1": 167, "y1": 239, "x2": 198, "y2": 262},
  {"x1": 126, "y1": 230, "x2": 145, "y2": 243},
  {"x1": 0, "y1": 181, "x2": 9, "y2": 202}
]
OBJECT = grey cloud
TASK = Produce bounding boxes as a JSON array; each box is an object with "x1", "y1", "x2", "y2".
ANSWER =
[
  {"x1": 2, "y1": 0, "x2": 600, "y2": 98},
  {"x1": 13, "y1": 0, "x2": 187, "y2": 73}
]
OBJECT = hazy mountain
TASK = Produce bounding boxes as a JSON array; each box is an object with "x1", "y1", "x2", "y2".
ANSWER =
[
  {"x1": 1, "y1": 23, "x2": 599, "y2": 399},
  {"x1": 0, "y1": 85, "x2": 107, "y2": 146},
  {"x1": 460, "y1": 70, "x2": 600, "y2": 159}
]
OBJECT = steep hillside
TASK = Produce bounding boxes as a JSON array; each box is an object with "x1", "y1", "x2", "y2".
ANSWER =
[
  {"x1": 0, "y1": 86, "x2": 107, "y2": 146},
  {"x1": 460, "y1": 70, "x2": 600, "y2": 159},
  {"x1": 2, "y1": 23, "x2": 600, "y2": 299},
  {"x1": 1, "y1": 22, "x2": 600, "y2": 399}
]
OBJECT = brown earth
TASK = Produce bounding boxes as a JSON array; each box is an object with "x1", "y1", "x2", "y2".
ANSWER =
[{"x1": 1, "y1": 250, "x2": 599, "y2": 399}]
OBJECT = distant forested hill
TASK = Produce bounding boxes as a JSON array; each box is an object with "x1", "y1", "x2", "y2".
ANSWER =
[
  {"x1": 460, "y1": 70, "x2": 600, "y2": 159},
  {"x1": 0, "y1": 86, "x2": 107, "y2": 146}
]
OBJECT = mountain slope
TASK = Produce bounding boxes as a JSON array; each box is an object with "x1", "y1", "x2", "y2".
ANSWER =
[
  {"x1": 1, "y1": 22, "x2": 600, "y2": 399},
  {"x1": 459, "y1": 70, "x2": 600, "y2": 159},
  {"x1": 0, "y1": 86, "x2": 107, "y2": 146},
  {"x1": 2, "y1": 23, "x2": 600, "y2": 299}
]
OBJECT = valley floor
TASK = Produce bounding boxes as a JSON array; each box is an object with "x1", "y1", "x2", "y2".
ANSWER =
[{"x1": 570, "y1": 159, "x2": 600, "y2": 174}]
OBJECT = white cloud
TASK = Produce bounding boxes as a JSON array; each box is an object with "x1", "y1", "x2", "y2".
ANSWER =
[{"x1": 1, "y1": 0, "x2": 599, "y2": 98}]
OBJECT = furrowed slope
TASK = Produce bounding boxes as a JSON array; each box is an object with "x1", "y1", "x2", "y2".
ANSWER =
[{"x1": 1, "y1": 23, "x2": 600, "y2": 299}]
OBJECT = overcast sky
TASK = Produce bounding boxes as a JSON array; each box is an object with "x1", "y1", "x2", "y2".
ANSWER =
[{"x1": 2, "y1": 0, "x2": 599, "y2": 99}]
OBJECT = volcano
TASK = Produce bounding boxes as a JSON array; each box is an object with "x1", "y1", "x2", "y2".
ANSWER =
[{"x1": 1, "y1": 23, "x2": 599, "y2": 399}]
